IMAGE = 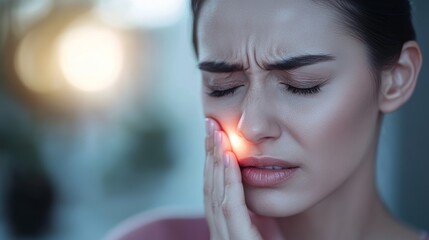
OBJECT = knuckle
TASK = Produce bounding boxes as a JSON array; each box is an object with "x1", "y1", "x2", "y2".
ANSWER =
[
  {"x1": 211, "y1": 201, "x2": 218, "y2": 212},
  {"x1": 206, "y1": 137, "x2": 213, "y2": 151},
  {"x1": 221, "y1": 202, "x2": 232, "y2": 219},
  {"x1": 206, "y1": 194, "x2": 220, "y2": 212},
  {"x1": 213, "y1": 156, "x2": 221, "y2": 167},
  {"x1": 206, "y1": 145, "x2": 213, "y2": 155}
]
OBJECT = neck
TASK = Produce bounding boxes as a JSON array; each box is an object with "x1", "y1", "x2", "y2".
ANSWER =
[{"x1": 275, "y1": 146, "x2": 397, "y2": 240}]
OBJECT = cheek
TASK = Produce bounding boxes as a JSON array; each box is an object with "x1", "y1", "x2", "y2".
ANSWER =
[
  {"x1": 312, "y1": 89, "x2": 377, "y2": 161},
  {"x1": 203, "y1": 95, "x2": 241, "y2": 130},
  {"x1": 203, "y1": 95, "x2": 252, "y2": 156},
  {"x1": 291, "y1": 71, "x2": 379, "y2": 180}
]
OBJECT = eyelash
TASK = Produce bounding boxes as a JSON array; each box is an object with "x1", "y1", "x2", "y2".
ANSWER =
[
  {"x1": 208, "y1": 84, "x2": 321, "y2": 98},
  {"x1": 208, "y1": 86, "x2": 242, "y2": 97},
  {"x1": 282, "y1": 84, "x2": 321, "y2": 95}
]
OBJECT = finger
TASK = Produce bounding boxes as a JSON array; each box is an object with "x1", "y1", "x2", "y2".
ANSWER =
[
  {"x1": 214, "y1": 131, "x2": 234, "y2": 203},
  {"x1": 205, "y1": 118, "x2": 215, "y2": 153},
  {"x1": 204, "y1": 118, "x2": 215, "y2": 197},
  {"x1": 211, "y1": 124, "x2": 247, "y2": 239},
  {"x1": 212, "y1": 130, "x2": 233, "y2": 206},
  {"x1": 210, "y1": 118, "x2": 221, "y2": 132},
  {"x1": 223, "y1": 151, "x2": 262, "y2": 240},
  {"x1": 204, "y1": 118, "x2": 227, "y2": 239},
  {"x1": 213, "y1": 131, "x2": 225, "y2": 204},
  {"x1": 204, "y1": 153, "x2": 214, "y2": 217},
  {"x1": 204, "y1": 119, "x2": 216, "y2": 230},
  {"x1": 212, "y1": 131, "x2": 229, "y2": 239},
  {"x1": 210, "y1": 130, "x2": 236, "y2": 213},
  {"x1": 204, "y1": 118, "x2": 219, "y2": 195},
  {"x1": 205, "y1": 118, "x2": 222, "y2": 206}
]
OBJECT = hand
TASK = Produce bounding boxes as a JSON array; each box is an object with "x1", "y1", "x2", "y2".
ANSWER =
[{"x1": 204, "y1": 118, "x2": 263, "y2": 240}]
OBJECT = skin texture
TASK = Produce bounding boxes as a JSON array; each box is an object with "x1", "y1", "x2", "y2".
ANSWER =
[{"x1": 199, "y1": 0, "x2": 422, "y2": 239}]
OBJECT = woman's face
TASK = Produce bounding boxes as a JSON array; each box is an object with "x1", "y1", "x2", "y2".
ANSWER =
[{"x1": 198, "y1": 0, "x2": 381, "y2": 217}]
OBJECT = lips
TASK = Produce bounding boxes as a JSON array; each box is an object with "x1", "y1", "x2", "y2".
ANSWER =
[{"x1": 239, "y1": 157, "x2": 299, "y2": 187}]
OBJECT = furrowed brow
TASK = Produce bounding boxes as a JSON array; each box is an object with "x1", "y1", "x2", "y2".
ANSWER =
[
  {"x1": 264, "y1": 54, "x2": 336, "y2": 71},
  {"x1": 198, "y1": 61, "x2": 244, "y2": 73}
]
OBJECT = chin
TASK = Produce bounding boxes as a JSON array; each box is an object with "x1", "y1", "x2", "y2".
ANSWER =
[{"x1": 244, "y1": 187, "x2": 312, "y2": 218}]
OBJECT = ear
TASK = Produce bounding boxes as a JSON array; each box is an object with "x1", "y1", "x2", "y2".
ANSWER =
[{"x1": 379, "y1": 41, "x2": 422, "y2": 113}]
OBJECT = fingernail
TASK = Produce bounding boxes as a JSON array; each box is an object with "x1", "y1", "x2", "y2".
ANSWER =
[
  {"x1": 205, "y1": 119, "x2": 214, "y2": 135},
  {"x1": 215, "y1": 131, "x2": 222, "y2": 145},
  {"x1": 223, "y1": 152, "x2": 230, "y2": 167}
]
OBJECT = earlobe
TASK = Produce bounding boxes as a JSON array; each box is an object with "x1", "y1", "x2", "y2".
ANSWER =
[{"x1": 379, "y1": 41, "x2": 422, "y2": 113}]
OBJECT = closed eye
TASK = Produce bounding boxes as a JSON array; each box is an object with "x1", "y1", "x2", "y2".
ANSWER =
[
  {"x1": 208, "y1": 86, "x2": 242, "y2": 97},
  {"x1": 282, "y1": 84, "x2": 321, "y2": 95}
]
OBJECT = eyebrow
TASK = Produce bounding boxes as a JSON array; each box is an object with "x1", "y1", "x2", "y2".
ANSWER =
[
  {"x1": 264, "y1": 54, "x2": 336, "y2": 71},
  {"x1": 198, "y1": 61, "x2": 243, "y2": 73},
  {"x1": 198, "y1": 54, "x2": 335, "y2": 73}
]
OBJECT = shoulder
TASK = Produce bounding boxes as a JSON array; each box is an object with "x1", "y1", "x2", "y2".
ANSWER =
[{"x1": 104, "y1": 207, "x2": 209, "y2": 240}]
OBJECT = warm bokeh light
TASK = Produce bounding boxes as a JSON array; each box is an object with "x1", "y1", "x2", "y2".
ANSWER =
[
  {"x1": 228, "y1": 132, "x2": 248, "y2": 157},
  {"x1": 57, "y1": 19, "x2": 125, "y2": 92},
  {"x1": 15, "y1": 26, "x2": 62, "y2": 93},
  {"x1": 96, "y1": 0, "x2": 186, "y2": 28}
]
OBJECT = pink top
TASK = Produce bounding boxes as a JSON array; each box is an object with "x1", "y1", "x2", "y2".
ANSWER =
[
  {"x1": 104, "y1": 211, "x2": 210, "y2": 240},
  {"x1": 106, "y1": 211, "x2": 429, "y2": 240}
]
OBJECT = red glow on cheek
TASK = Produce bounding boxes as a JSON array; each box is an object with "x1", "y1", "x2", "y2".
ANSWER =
[{"x1": 228, "y1": 132, "x2": 248, "y2": 157}]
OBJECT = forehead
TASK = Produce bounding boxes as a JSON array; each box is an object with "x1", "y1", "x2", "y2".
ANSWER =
[{"x1": 197, "y1": 0, "x2": 344, "y2": 62}]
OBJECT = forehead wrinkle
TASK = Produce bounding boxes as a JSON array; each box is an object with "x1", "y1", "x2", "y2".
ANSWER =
[
  {"x1": 244, "y1": 37, "x2": 261, "y2": 72},
  {"x1": 199, "y1": 0, "x2": 346, "y2": 72},
  {"x1": 243, "y1": 41, "x2": 290, "y2": 75},
  {"x1": 258, "y1": 45, "x2": 290, "y2": 67}
]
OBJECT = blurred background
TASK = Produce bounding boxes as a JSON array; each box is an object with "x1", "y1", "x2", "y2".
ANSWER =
[{"x1": 0, "y1": 0, "x2": 427, "y2": 239}]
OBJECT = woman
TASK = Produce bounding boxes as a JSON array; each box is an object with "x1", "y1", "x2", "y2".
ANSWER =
[{"x1": 194, "y1": 0, "x2": 425, "y2": 239}]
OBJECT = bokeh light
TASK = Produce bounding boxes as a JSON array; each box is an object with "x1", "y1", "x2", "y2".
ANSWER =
[
  {"x1": 57, "y1": 18, "x2": 125, "y2": 92},
  {"x1": 14, "y1": 6, "x2": 129, "y2": 95},
  {"x1": 15, "y1": 24, "x2": 62, "y2": 93}
]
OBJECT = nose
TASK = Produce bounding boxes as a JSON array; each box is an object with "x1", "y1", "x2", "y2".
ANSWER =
[{"x1": 236, "y1": 94, "x2": 281, "y2": 145}]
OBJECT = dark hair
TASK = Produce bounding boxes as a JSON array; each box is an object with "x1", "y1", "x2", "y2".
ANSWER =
[{"x1": 191, "y1": 0, "x2": 416, "y2": 73}]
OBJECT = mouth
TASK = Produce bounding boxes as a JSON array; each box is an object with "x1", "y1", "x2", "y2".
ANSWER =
[
  {"x1": 239, "y1": 157, "x2": 299, "y2": 187},
  {"x1": 253, "y1": 166, "x2": 291, "y2": 170},
  {"x1": 239, "y1": 156, "x2": 298, "y2": 169}
]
